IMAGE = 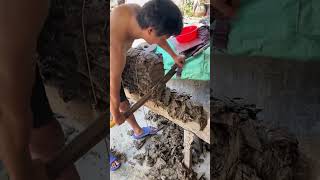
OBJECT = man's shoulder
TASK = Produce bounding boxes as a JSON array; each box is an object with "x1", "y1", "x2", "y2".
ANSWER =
[
  {"x1": 112, "y1": 3, "x2": 141, "y2": 15},
  {"x1": 127, "y1": 3, "x2": 141, "y2": 10}
]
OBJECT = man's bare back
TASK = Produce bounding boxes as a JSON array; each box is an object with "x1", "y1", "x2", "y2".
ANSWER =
[{"x1": 110, "y1": 4, "x2": 141, "y2": 53}]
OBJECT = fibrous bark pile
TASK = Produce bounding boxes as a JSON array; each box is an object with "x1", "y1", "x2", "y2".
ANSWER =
[
  {"x1": 123, "y1": 48, "x2": 165, "y2": 98},
  {"x1": 210, "y1": 92, "x2": 309, "y2": 180},
  {"x1": 133, "y1": 111, "x2": 209, "y2": 180},
  {"x1": 123, "y1": 47, "x2": 208, "y2": 130},
  {"x1": 37, "y1": 0, "x2": 108, "y2": 109}
]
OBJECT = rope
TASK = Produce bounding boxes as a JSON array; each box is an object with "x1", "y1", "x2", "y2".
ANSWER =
[{"x1": 82, "y1": 0, "x2": 98, "y2": 110}]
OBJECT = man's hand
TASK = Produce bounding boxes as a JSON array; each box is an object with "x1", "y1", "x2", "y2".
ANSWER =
[
  {"x1": 113, "y1": 112, "x2": 126, "y2": 125},
  {"x1": 157, "y1": 39, "x2": 185, "y2": 68},
  {"x1": 173, "y1": 54, "x2": 186, "y2": 68}
]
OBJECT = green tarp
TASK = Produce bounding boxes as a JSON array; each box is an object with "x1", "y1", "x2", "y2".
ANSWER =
[
  {"x1": 227, "y1": 0, "x2": 320, "y2": 60},
  {"x1": 156, "y1": 41, "x2": 210, "y2": 81}
]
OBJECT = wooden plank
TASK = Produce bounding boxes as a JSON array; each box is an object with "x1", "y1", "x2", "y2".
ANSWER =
[{"x1": 125, "y1": 89, "x2": 210, "y2": 144}]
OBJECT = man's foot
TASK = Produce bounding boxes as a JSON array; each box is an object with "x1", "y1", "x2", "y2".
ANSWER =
[
  {"x1": 110, "y1": 154, "x2": 121, "y2": 171},
  {"x1": 132, "y1": 126, "x2": 159, "y2": 140}
]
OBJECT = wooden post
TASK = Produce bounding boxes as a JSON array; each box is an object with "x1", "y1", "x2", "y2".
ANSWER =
[{"x1": 183, "y1": 129, "x2": 195, "y2": 169}]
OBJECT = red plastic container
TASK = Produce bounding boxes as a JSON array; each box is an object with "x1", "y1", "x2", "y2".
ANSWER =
[{"x1": 176, "y1": 25, "x2": 198, "y2": 43}]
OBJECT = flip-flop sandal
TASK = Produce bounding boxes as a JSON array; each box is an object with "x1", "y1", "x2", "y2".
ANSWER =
[
  {"x1": 110, "y1": 154, "x2": 121, "y2": 171},
  {"x1": 132, "y1": 126, "x2": 159, "y2": 140}
]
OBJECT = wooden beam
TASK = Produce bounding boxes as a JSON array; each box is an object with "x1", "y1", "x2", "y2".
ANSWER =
[{"x1": 125, "y1": 89, "x2": 210, "y2": 144}]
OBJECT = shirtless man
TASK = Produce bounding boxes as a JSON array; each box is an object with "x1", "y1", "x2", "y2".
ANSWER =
[
  {"x1": 110, "y1": 0, "x2": 185, "y2": 170},
  {"x1": 0, "y1": 0, "x2": 79, "y2": 179}
]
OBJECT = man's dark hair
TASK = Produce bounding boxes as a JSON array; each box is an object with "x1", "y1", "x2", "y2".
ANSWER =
[{"x1": 136, "y1": 0, "x2": 183, "y2": 36}]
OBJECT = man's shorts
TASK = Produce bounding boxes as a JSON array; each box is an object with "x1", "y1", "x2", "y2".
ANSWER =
[
  {"x1": 31, "y1": 65, "x2": 54, "y2": 128},
  {"x1": 120, "y1": 83, "x2": 128, "y2": 102}
]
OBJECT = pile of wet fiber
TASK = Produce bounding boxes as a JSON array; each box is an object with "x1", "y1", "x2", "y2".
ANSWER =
[
  {"x1": 210, "y1": 93, "x2": 309, "y2": 180},
  {"x1": 123, "y1": 48, "x2": 208, "y2": 130},
  {"x1": 37, "y1": 0, "x2": 108, "y2": 108},
  {"x1": 132, "y1": 111, "x2": 209, "y2": 180}
]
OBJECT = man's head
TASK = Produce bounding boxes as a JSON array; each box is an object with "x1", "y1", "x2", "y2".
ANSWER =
[{"x1": 136, "y1": 0, "x2": 183, "y2": 44}]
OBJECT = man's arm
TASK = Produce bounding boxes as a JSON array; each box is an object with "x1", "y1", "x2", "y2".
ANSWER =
[
  {"x1": 110, "y1": 45, "x2": 126, "y2": 124},
  {"x1": 158, "y1": 39, "x2": 185, "y2": 68}
]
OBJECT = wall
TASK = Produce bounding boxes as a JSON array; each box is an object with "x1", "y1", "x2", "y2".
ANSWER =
[{"x1": 212, "y1": 55, "x2": 320, "y2": 137}]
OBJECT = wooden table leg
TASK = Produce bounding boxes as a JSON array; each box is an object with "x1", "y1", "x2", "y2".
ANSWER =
[{"x1": 183, "y1": 129, "x2": 195, "y2": 169}]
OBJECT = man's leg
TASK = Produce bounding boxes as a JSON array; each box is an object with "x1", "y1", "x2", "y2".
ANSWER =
[
  {"x1": 119, "y1": 85, "x2": 143, "y2": 135},
  {"x1": 29, "y1": 66, "x2": 80, "y2": 180},
  {"x1": 119, "y1": 100, "x2": 143, "y2": 135}
]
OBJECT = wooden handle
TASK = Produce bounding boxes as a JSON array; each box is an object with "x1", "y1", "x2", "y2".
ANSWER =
[{"x1": 110, "y1": 119, "x2": 116, "y2": 128}]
